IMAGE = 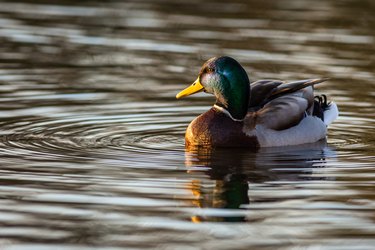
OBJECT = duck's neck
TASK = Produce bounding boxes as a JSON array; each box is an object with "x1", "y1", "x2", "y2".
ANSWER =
[
  {"x1": 214, "y1": 86, "x2": 249, "y2": 121},
  {"x1": 213, "y1": 104, "x2": 245, "y2": 122}
]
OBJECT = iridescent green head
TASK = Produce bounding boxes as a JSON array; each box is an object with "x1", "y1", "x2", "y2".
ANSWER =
[{"x1": 176, "y1": 56, "x2": 250, "y2": 120}]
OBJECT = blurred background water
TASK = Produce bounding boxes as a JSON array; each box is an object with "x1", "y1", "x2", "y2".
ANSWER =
[{"x1": 0, "y1": 0, "x2": 374, "y2": 249}]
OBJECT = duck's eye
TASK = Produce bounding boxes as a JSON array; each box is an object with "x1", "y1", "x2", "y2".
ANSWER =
[{"x1": 205, "y1": 67, "x2": 215, "y2": 73}]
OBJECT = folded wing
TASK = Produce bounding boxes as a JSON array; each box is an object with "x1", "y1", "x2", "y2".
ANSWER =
[{"x1": 248, "y1": 79, "x2": 327, "y2": 130}]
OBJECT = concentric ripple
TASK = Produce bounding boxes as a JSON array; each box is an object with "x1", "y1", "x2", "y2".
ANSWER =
[{"x1": 0, "y1": 103, "x2": 189, "y2": 160}]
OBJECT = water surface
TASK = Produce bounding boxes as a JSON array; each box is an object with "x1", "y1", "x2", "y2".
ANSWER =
[{"x1": 0, "y1": 0, "x2": 374, "y2": 249}]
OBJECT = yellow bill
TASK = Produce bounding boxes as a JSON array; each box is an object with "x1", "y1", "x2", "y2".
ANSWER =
[{"x1": 176, "y1": 78, "x2": 204, "y2": 99}]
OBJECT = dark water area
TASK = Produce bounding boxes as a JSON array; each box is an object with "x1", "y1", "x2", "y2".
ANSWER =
[{"x1": 0, "y1": 0, "x2": 374, "y2": 249}]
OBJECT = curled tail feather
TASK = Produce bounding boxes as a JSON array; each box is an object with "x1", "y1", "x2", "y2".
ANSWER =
[{"x1": 313, "y1": 94, "x2": 338, "y2": 126}]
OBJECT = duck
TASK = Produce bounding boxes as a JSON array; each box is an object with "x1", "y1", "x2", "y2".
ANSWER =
[{"x1": 176, "y1": 56, "x2": 338, "y2": 148}]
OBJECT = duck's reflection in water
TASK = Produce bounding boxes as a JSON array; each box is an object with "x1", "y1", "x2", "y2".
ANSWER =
[{"x1": 184, "y1": 140, "x2": 336, "y2": 222}]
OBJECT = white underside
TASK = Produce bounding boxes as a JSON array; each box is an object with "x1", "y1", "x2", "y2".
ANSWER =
[
  {"x1": 323, "y1": 102, "x2": 339, "y2": 126},
  {"x1": 244, "y1": 102, "x2": 339, "y2": 147},
  {"x1": 248, "y1": 116, "x2": 327, "y2": 147}
]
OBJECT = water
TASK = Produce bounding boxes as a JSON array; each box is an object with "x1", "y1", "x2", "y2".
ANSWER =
[{"x1": 0, "y1": 0, "x2": 374, "y2": 249}]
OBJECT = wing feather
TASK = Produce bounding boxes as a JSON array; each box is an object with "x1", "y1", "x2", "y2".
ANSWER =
[
  {"x1": 255, "y1": 93, "x2": 309, "y2": 130},
  {"x1": 249, "y1": 80, "x2": 283, "y2": 109},
  {"x1": 246, "y1": 78, "x2": 327, "y2": 130},
  {"x1": 268, "y1": 78, "x2": 327, "y2": 101}
]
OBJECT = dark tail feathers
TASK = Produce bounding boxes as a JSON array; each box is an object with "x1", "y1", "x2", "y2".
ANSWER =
[{"x1": 313, "y1": 94, "x2": 330, "y2": 121}]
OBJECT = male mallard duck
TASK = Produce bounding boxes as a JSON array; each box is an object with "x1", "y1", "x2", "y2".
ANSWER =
[{"x1": 176, "y1": 56, "x2": 338, "y2": 148}]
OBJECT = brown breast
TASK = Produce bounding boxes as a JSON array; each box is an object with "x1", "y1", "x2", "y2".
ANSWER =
[{"x1": 185, "y1": 108, "x2": 259, "y2": 148}]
